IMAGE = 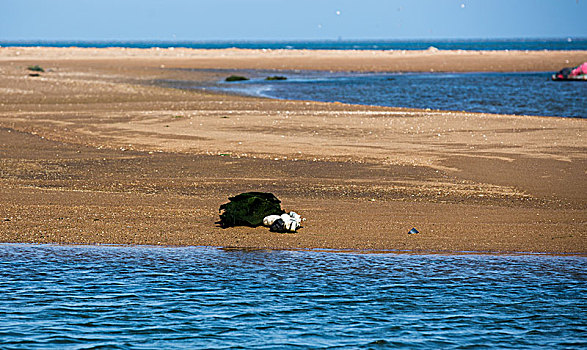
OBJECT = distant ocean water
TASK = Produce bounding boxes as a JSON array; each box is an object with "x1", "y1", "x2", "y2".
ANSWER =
[
  {"x1": 1, "y1": 244, "x2": 585, "y2": 349},
  {"x1": 2, "y1": 38, "x2": 587, "y2": 51}
]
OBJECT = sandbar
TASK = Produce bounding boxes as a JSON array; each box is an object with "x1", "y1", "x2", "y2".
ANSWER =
[{"x1": 0, "y1": 47, "x2": 585, "y2": 254}]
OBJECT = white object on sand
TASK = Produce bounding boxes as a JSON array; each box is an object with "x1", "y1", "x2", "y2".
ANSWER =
[
  {"x1": 263, "y1": 215, "x2": 282, "y2": 226},
  {"x1": 263, "y1": 211, "x2": 304, "y2": 232}
]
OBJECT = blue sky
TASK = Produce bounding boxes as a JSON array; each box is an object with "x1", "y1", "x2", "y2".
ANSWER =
[{"x1": 1, "y1": 0, "x2": 586, "y2": 41}]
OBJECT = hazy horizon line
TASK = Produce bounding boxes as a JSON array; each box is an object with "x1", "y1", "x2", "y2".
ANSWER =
[{"x1": 2, "y1": 37, "x2": 586, "y2": 44}]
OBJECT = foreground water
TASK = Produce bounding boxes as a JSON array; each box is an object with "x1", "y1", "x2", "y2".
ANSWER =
[
  {"x1": 211, "y1": 71, "x2": 586, "y2": 118},
  {"x1": 1, "y1": 245, "x2": 585, "y2": 349}
]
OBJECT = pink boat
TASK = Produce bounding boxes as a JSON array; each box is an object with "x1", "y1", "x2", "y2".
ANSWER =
[{"x1": 552, "y1": 62, "x2": 587, "y2": 81}]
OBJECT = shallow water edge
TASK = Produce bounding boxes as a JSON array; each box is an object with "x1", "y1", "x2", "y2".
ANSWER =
[
  {"x1": 2, "y1": 243, "x2": 585, "y2": 258},
  {"x1": 177, "y1": 70, "x2": 587, "y2": 118}
]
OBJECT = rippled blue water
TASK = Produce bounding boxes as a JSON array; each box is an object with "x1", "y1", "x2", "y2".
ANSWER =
[
  {"x1": 0, "y1": 244, "x2": 585, "y2": 349},
  {"x1": 2, "y1": 39, "x2": 586, "y2": 51},
  {"x1": 215, "y1": 71, "x2": 586, "y2": 118}
]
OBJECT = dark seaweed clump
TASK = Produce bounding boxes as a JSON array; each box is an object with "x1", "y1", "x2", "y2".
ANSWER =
[
  {"x1": 218, "y1": 192, "x2": 284, "y2": 228},
  {"x1": 27, "y1": 65, "x2": 44, "y2": 72},
  {"x1": 266, "y1": 76, "x2": 287, "y2": 81},
  {"x1": 225, "y1": 75, "x2": 249, "y2": 82}
]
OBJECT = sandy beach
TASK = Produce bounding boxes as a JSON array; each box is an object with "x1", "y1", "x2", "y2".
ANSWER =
[{"x1": 0, "y1": 47, "x2": 585, "y2": 254}]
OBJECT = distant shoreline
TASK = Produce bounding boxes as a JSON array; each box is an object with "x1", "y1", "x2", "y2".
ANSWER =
[{"x1": 2, "y1": 46, "x2": 586, "y2": 73}]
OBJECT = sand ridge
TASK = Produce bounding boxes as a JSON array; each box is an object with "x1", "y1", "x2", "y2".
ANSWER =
[{"x1": 2, "y1": 46, "x2": 587, "y2": 72}]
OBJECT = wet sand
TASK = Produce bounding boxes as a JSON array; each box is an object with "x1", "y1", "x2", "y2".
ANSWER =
[{"x1": 0, "y1": 47, "x2": 585, "y2": 254}]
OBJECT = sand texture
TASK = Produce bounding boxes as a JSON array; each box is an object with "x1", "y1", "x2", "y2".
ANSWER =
[{"x1": 0, "y1": 47, "x2": 585, "y2": 254}]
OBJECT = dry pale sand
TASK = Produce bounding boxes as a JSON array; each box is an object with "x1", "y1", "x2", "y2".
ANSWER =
[{"x1": 0, "y1": 47, "x2": 585, "y2": 254}]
